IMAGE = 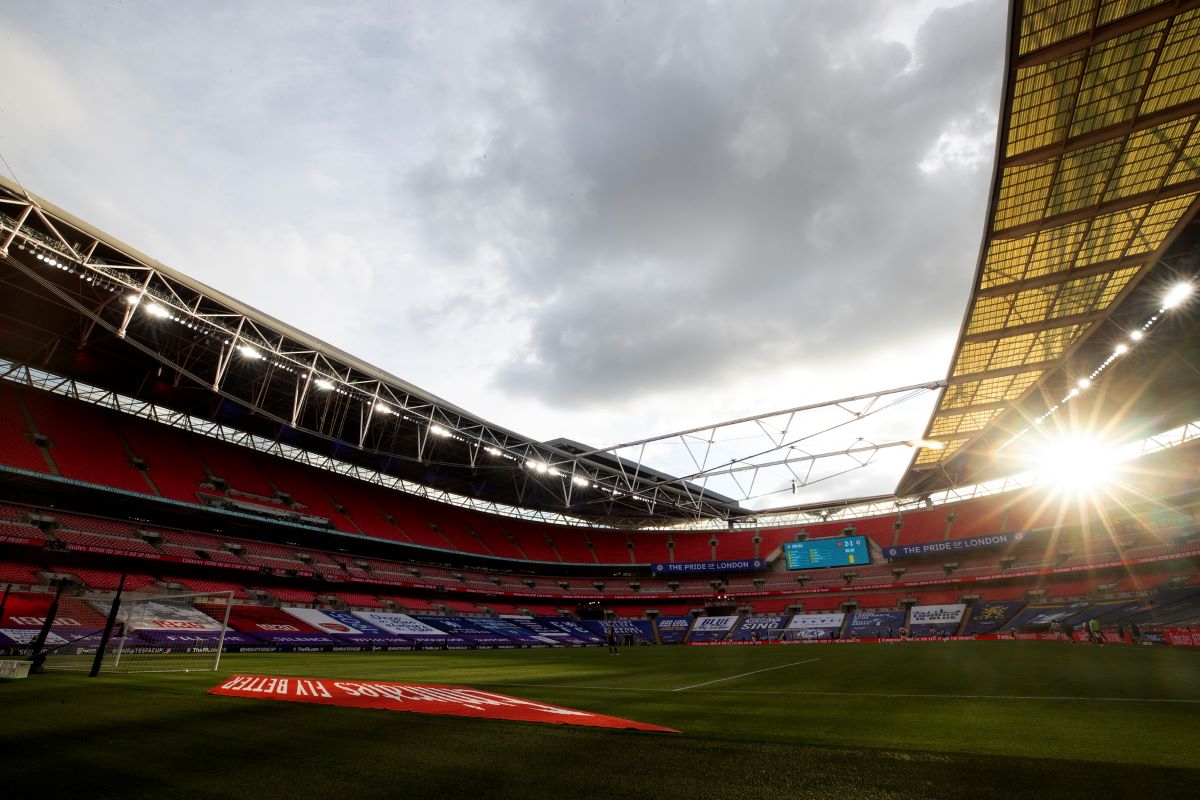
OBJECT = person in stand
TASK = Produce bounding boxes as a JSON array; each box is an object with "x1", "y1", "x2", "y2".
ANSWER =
[{"x1": 606, "y1": 623, "x2": 619, "y2": 655}]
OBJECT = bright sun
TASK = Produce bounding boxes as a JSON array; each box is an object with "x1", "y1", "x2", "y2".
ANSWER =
[{"x1": 1033, "y1": 436, "x2": 1120, "y2": 494}]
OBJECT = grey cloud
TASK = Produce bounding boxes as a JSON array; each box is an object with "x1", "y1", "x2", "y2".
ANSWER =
[{"x1": 395, "y1": 0, "x2": 1007, "y2": 408}]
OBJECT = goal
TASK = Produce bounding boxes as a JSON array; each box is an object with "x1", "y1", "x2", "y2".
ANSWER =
[
  {"x1": 104, "y1": 591, "x2": 234, "y2": 673},
  {"x1": 38, "y1": 591, "x2": 234, "y2": 674}
]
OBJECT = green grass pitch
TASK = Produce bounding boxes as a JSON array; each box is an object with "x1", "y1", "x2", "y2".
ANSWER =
[{"x1": 3, "y1": 641, "x2": 1199, "y2": 799}]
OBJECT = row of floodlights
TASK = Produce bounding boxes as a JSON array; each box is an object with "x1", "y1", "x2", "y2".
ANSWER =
[
  {"x1": 18, "y1": 239, "x2": 237, "y2": 345},
  {"x1": 19, "y1": 238, "x2": 613, "y2": 492},
  {"x1": 120, "y1": 293, "x2": 245, "y2": 349},
  {"x1": 997, "y1": 281, "x2": 1194, "y2": 452}
]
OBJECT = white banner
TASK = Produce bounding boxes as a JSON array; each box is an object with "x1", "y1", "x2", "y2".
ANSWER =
[
  {"x1": 909, "y1": 604, "x2": 965, "y2": 625},
  {"x1": 692, "y1": 615, "x2": 738, "y2": 632},
  {"x1": 786, "y1": 613, "x2": 845, "y2": 629},
  {"x1": 284, "y1": 607, "x2": 363, "y2": 635},
  {"x1": 119, "y1": 600, "x2": 224, "y2": 631},
  {"x1": 0, "y1": 628, "x2": 68, "y2": 645},
  {"x1": 353, "y1": 611, "x2": 445, "y2": 636}
]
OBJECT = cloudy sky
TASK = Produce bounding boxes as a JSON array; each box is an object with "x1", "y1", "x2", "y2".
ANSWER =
[{"x1": 0, "y1": 0, "x2": 1007, "y2": 508}]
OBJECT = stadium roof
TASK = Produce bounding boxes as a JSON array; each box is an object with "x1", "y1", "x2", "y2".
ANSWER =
[
  {"x1": 900, "y1": 0, "x2": 1200, "y2": 493},
  {"x1": 0, "y1": 173, "x2": 746, "y2": 524},
  {"x1": 2, "y1": 1, "x2": 1198, "y2": 526}
]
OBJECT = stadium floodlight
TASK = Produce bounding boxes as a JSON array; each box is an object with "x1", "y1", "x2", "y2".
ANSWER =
[
  {"x1": 1114, "y1": 343, "x2": 1128, "y2": 355},
  {"x1": 429, "y1": 424, "x2": 451, "y2": 437},
  {"x1": 1162, "y1": 281, "x2": 1193, "y2": 309},
  {"x1": 1076, "y1": 378, "x2": 1091, "y2": 389},
  {"x1": 525, "y1": 459, "x2": 550, "y2": 474},
  {"x1": 125, "y1": 294, "x2": 141, "y2": 306},
  {"x1": 1129, "y1": 330, "x2": 1144, "y2": 341},
  {"x1": 314, "y1": 378, "x2": 335, "y2": 391},
  {"x1": 373, "y1": 401, "x2": 395, "y2": 415},
  {"x1": 484, "y1": 446, "x2": 502, "y2": 456},
  {"x1": 571, "y1": 475, "x2": 589, "y2": 487},
  {"x1": 144, "y1": 303, "x2": 170, "y2": 319},
  {"x1": 237, "y1": 344, "x2": 262, "y2": 360}
]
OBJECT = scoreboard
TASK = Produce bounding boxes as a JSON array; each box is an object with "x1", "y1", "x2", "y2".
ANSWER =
[{"x1": 782, "y1": 536, "x2": 870, "y2": 570}]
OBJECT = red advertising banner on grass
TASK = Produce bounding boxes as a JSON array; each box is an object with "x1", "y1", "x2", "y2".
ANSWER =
[{"x1": 209, "y1": 675, "x2": 677, "y2": 732}]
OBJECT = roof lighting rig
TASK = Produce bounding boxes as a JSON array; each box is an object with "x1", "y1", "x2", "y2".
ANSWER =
[{"x1": 0, "y1": 176, "x2": 741, "y2": 523}]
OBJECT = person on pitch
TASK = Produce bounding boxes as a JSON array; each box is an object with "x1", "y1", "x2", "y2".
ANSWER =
[{"x1": 607, "y1": 622, "x2": 619, "y2": 655}]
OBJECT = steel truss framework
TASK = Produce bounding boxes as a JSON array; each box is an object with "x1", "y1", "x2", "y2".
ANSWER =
[
  {"x1": 0, "y1": 177, "x2": 748, "y2": 522},
  {"x1": 745, "y1": 416, "x2": 1200, "y2": 530},
  {"x1": 0, "y1": 176, "x2": 939, "y2": 525},
  {"x1": 4, "y1": 356, "x2": 1196, "y2": 535},
  {"x1": 0, "y1": 357, "x2": 600, "y2": 527},
  {"x1": 570, "y1": 382, "x2": 945, "y2": 508}
]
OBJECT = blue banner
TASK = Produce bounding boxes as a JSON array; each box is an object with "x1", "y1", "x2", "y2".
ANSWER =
[
  {"x1": 883, "y1": 531, "x2": 1026, "y2": 560},
  {"x1": 963, "y1": 601, "x2": 1025, "y2": 635},
  {"x1": 651, "y1": 558, "x2": 765, "y2": 574},
  {"x1": 848, "y1": 610, "x2": 905, "y2": 638},
  {"x1": 730, "y1": 615, "x2": 787, "y2": 641},
  {"x1": 655, "y1": 616, "x2": 692, "y2": 644},
  {"x1": 322, "y1": 609, "x2": 392, "y2": 636}
]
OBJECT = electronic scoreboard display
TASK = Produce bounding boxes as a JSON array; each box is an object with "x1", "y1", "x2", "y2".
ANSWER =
[{"x1": 782, "y1": 536, "x2": 870, "y2": 570}]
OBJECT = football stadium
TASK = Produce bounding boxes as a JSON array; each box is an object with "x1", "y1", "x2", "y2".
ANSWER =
[{"x1": 2, "y1": 2, "x2": 1200, "y2": 798}]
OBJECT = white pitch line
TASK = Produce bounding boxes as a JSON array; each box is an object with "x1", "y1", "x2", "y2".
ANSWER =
[
  {"x1": 471, "y1": 681, "x2": 1200, "y2": 704},
  {"x1": 670, "y1": 659, "x2": 820, "y2": 692}
]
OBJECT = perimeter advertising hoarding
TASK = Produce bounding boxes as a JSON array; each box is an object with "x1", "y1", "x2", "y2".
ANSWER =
[{"x1": 783, "y1": 537, "x2": 869, "y2": 570}]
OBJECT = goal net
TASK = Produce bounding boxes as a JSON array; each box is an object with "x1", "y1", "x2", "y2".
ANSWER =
[{"x1": 38, "y1": 591, "x2": 233, "y2": 674}]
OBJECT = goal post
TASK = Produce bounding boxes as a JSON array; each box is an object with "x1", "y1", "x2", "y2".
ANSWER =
[
  {"x1": 38, "y1": 590, "x2": 234, "y2": 674},
  {"x1": 106, "y1": 591, "x2": 234, "y2": 674}
]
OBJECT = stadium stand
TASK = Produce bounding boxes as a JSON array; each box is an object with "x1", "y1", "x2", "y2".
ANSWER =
[
  {"x1": 22, "y1": 390, "x2": 148, "y2": 493},
  {"x1": 0, "y1": 379, "x2": 1196, "y2": 653},
  {"x1": 114, "y1": 416, "x2": 210, "y2": 502},
  {"x1": 0, "y1": 385, "x2": 54, "y2": 475},
  {"x1": 588, "y1": 531, "x2": 631, "y2": 564}
]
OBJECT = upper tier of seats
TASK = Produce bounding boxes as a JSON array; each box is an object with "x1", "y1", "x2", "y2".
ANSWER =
[{"x1": 0, "y1": 382, "x2": 1197, "y2": 567}]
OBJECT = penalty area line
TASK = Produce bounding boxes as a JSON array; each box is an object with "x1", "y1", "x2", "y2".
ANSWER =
[{"x1": 671, "y1": 659, "x2": 820, "y2": 692}]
